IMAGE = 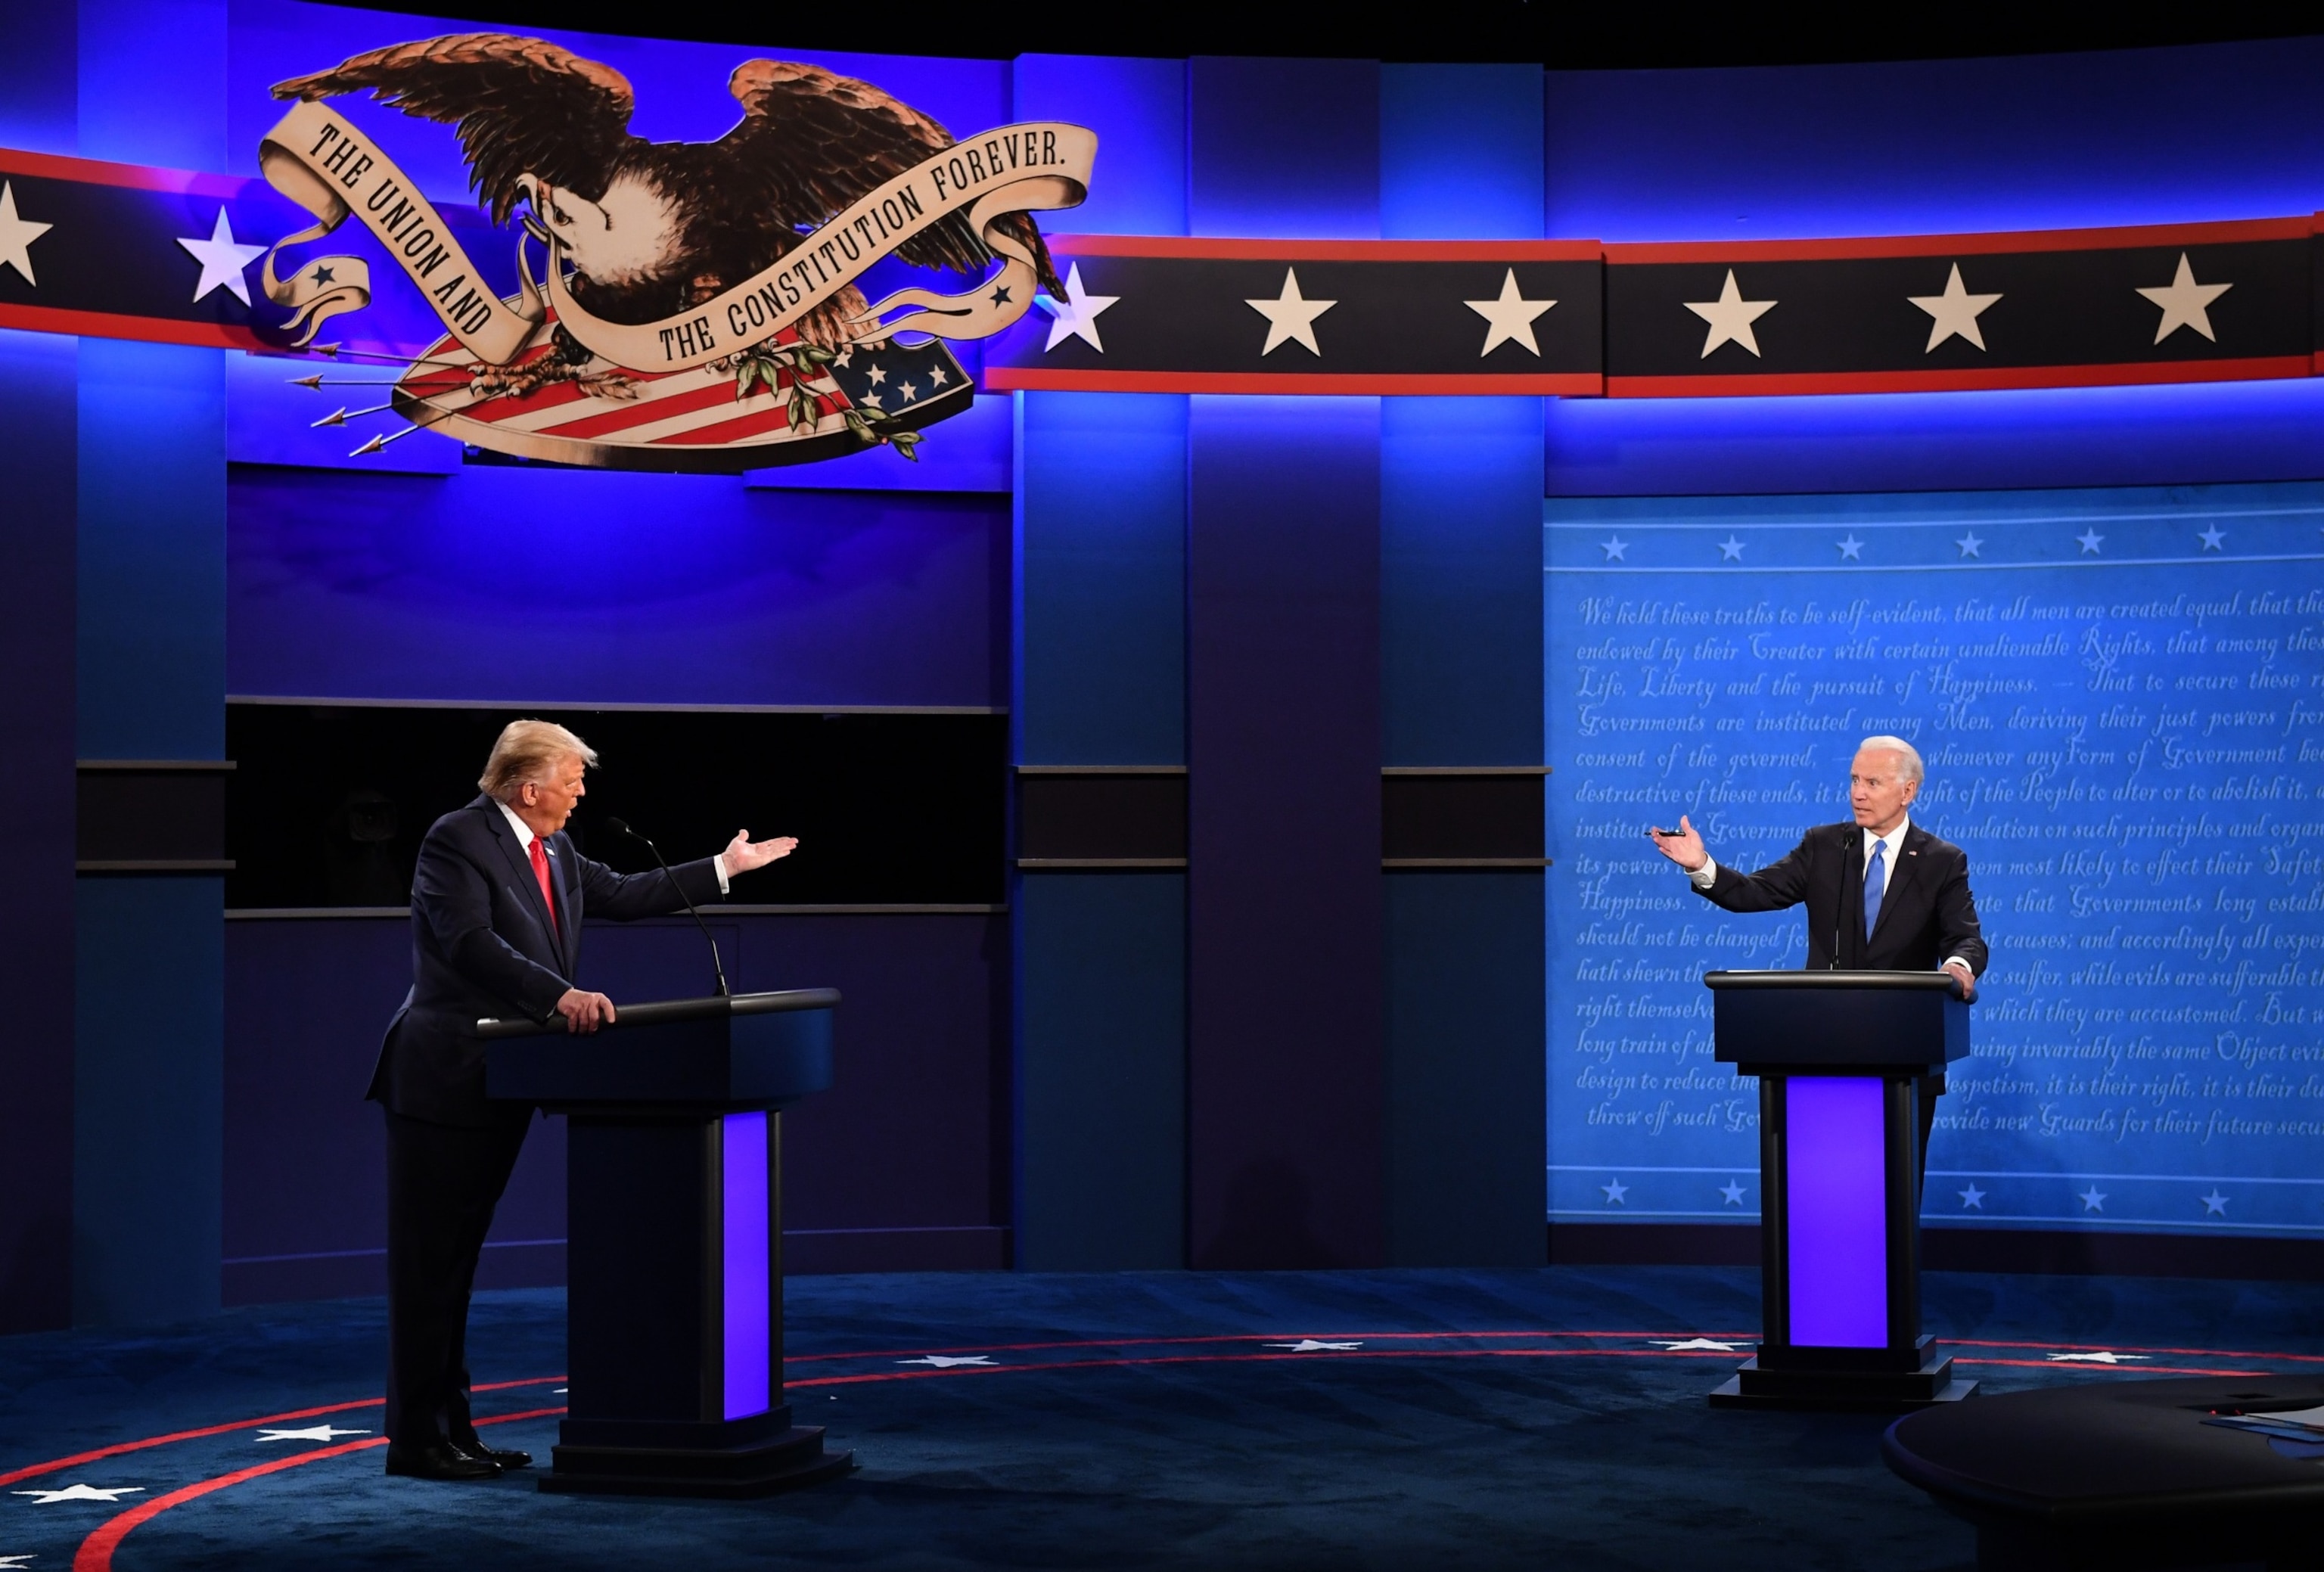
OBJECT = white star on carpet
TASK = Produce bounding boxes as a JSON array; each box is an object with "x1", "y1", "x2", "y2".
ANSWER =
[
  {"x1": 1907, "y1": 263, "x2": 2002, "y2": 352},
  {"x1": 2077, "y1": 1185, "x2": 2108, "y2": 1211},
  {"x1": 256, "y1": 1424, "x2": 368, "y2": 1443},
  {"x1": 175, "y1": 208, "x2": 265, "y2": 306},
  {"x1": 0, "y1": 181, "x2": 54, "y2": 287},
  {"x1": 1837, "y1": 534, "x2": 1865, "y2": 561},
  {"x1": 1683, "y1": 269, "x2": 1776, "y2": 359},
  {"x1": 1718, "y1": 1180, "x2": 1748, "y2": 1206},
  {"x1": 2047, "y1": 1350, "x2": 2148, "y2": 1364},
  {"x1": 1958, "y1": 1183, "x2": 1986, "y2": 1209},
  {"x1": 1652, "y1": 1337, "x2": 1747, "y2": 1352},
  {"x1": 2201, "y1": 1189, "x2": 2230, "y2": 1216},
  {"x1": 1246, "y1": 268, "x2": 1336, "y2": 356},
  {"x1": 1717, "y1": 536, "x2": 1745, "y2": 561},
  {"x1": 13, "y1": 1484, "x2": 145, "y2": 1505},
  {"x1": 2137, "y1": 253, "x2": 2232, "y2": 344},
  {"x1": 896, "y1": 1354, "x2": 993, "y2": 1368},
  {"x1": 1465, "y1": 268, "x2": 1556, "y2": 356},
  {"x1": 2197, "y1": 526, "x2": 2226, "y2": 551},
  {"x1": 1036, "y1": 262, "x2": 1119, "y2": 353},
  {"x1": 1600, "y1": 536, "x2": 1629, "y2": 561},
  {"x1": 2076, "y1": 527, "x2": 2104, "y2": 555},
  {"x1": 1600, "y1": 1178, "x2": 1629, "y2": 1204},
  {"x1": 1265, "y1": 1340, "x2": 1362, "y2": 1352},
  {"x1": 1955, "y1": 533, "x2": 1983, "y2": 558}
]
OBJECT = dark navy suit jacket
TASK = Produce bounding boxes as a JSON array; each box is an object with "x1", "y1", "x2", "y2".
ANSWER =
[
  {"x1": 369, "y1": 794, "x2": 724, "y2": 1127},
  {"x1": 1696, "y1": 819, "x2": 1989, "y2": 977}
]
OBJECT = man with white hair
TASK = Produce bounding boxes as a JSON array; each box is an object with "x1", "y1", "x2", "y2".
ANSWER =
[
  {"x1": 1645, "y1": 735, "x2": 1987, "y2": 1174},
  {"x1": 370, "y1": 719, "x2": 797, "y2": 1482}
]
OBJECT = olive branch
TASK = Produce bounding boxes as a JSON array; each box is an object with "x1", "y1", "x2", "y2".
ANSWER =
[{"x1": 730, "y1": 342, "x2": 924, "y2": 461}]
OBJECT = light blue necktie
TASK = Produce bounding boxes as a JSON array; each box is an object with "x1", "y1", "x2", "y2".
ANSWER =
[{"x1": 1863, "y1": 837, "x2": 1888, "y2": 938}]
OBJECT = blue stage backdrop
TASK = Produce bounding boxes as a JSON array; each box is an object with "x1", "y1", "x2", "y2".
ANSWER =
[{"x1": 1546, "y1": 480, "x2": 2324, "y2": 1237}]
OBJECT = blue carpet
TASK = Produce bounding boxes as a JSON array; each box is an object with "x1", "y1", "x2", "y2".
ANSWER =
[{"x1": 4, "y1": 1266, "x2": 2322, "y2": 1570}]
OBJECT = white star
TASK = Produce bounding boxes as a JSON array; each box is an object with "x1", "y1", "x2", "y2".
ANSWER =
[
  {"x1": 2197, "y1": 526, "x2": 2226, "y2": 552},
  {"x1": 1601, "y1": 1177, "x2": 1629, "y2": 1204},
  {"x1": 899, "y1": 381, "x2": 918, "y2": 402},
  {"x1": 1907, "y1": 263, "x2": 2002, "y2": 353},
  {"x1": 13, "y1": 1484, "x2": 146, "y2": 1504},
  {"x1": 2077, "y1": 1185, "x2": 2108, "y2": 1211},
  {"x1": 1264, "y1": 1339, "x2": 1362, "y2": 1352},
  {"x1": 1718, "y1": 1180, "x2": 1747, "y2": 1206},
  {"x1": 1837, "y1": 535, "x2": 1866, "y2": 561},
  {"x1": 2046, "y1": 1350, "x2": 2148, "y2": 1364},
  {"x1": 2076, "y1": 528, "x2": 2104, "y2": 555},
  {"x1": 1958, "y1": 1183, "x2": 1986, "y2": 1209},
  {"x1": 1600, "y1": 536, "x2": 1629, "y2": 562},
  {"x1": 927, "y1": 365, "x2": 947, "y2": 387},
  {"x1": 2137, "y1": 253, "x2": 2232, "y2": 344},
  {"x1": 256, "y1": 1424, "x2": 369, "y2": 1443},
  {"x1": 1246, "y1": 268, "x2": 1336, "y2": 356},
  {"x1": 833, "y1": 347, "x2": 853, "y2": 368},
  {"x1": 0, "y1": 182, "x2": 54, "y2": 287},
  {"x1": 2201, "y1": 1189, "x2": 2230, "y2": 1216},
  {"x1": 1683, "y1": 269, "x2": 1776, "y2": 359},
  {"x1": 897, "y1": 1354, "x2": 993, "y2": 1368},
  {"x1": 859, "y1": 389, "x2": 884, "y2": 411},
  {"x1": 1955, "y1": 533, "x2": 1984, "y2": 559},
  {"x1": 1464, "y1": 268, "x2": 1556, "y2": 356},
  {"x1": 865, "y1": 362, "x2": 887, "y2": 385},
  {"x1": 175, "y1": 208, "x2": 265, "y2": 306},
  {"x1": 1652, "y1": 1337, "x2": 1747, "y2": 1353},
  {"x1": 1717, "y1": 536, "x2": 1745, "y2": 561},
  {"x1": 1035, "y1": 262, "x2": 1119, "y2": 353}
]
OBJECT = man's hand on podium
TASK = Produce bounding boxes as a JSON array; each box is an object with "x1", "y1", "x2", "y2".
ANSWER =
[
  {"x1": 1646, "y1": 814, "x2": 1709, "y2": 873},
  {"x1": 555, "y1": 989, "x2": 617, "y2": 1033},
  {"x1": 1942, "y1": 960, "x2": 1978, "y2": 1002},
  {"x1": 719, "y1": 831, "x2": 800, "y2": 878}
]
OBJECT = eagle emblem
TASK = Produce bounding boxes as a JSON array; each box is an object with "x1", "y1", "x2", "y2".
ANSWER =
[{"x1": 258, "y1": 35, "x2": 1093, "y2": 470}]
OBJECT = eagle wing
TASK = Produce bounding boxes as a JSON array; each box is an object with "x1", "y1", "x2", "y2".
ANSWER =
[
  {"x1": 272, "y1": 35, "x2": 635, "y2": 226},
  {"x1": 720, "y1": 61, "x2": 1061, "y2": 291}
]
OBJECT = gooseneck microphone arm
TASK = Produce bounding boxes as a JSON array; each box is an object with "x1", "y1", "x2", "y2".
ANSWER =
[{"x1": 604, "y1": 816, "x2": 729, "y2": 998}]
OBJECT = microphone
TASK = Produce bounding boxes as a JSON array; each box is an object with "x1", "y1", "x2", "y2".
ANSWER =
[{"x1": 604, "y1": 816, "x2": 729, "y2": 998}]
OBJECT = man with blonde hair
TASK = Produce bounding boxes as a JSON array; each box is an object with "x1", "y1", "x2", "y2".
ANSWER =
[
  {"x1": 1646, "y1": 735, "x2": 1986, "y2": 1179},
  {"x1": 371, "y1": 719, "x2": 797, "y2": 1482}
]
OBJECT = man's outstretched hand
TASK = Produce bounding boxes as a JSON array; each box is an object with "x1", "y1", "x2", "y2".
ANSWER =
[
  {"x1": 1943, "y1": 960, "x2": 1979, "y2": 1002},
  {"x1": 1646, "y1": 814, "x2": 1709, "y2": 873},
  {"x1": 720, "y1": 831, "x2": 800, "y2": 878},
  {"x1": 555, "y1": 989, "x2": 616, "y2": 1033}
]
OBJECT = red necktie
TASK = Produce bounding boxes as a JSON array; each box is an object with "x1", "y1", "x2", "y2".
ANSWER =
[{"x1": 529, "y1": 836, "x2": 558, "y2": 936}]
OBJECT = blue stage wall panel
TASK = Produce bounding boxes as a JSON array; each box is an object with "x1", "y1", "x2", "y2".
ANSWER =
[
  {"x1": 1188, "y1": 56, "x2": 1381, "y2": 240},
  {"x1": 1011, "y1": 54, "x2": 1188, "y2": 237},
  {"x1": 0, "y1": 329, "x2": 80, "y2": 1334},
  {"x1": 227, "y1": 467, "x2": 1010, "y2": 709},
  {"x1": 1382, "y1": 63, "x2": 1545, "y2": 244}
]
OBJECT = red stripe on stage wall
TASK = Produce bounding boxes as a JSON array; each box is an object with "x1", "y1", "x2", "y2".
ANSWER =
[
  {"x1": 1605, "y1": 356, "x2": 2312, "y2": 398},
  {"x1": 981, "y1": 368, "x2": 1606, "y2": 396},
  {"x1": 71, "y1": 1406, "x2": 566, "y2": 1572},
  {"x1": 0, "y1": 303, "x2": 267, "y2": 351},
  {"x1": 0, "y1": 145, "x2": 250, "y2": 199},
  {"x1": 1605, "y1": 215, "x2": 2313, "y2": 264},
  {"x1": 1047, "y1": 235, "x2": 1605, "y2": 262}
]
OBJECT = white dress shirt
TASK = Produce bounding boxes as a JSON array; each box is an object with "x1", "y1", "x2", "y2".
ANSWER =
[
  {"x1": 497, "y1": 800, "x2": 730, "y2": 895},
  {"x1": 1684, "y1": 813, "x2": 1968, "y2": 974}
]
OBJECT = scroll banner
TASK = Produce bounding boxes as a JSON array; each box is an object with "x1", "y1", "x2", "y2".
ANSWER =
[{"x1": 256, "y1": 99, "x2": 1094, "y2": 371}]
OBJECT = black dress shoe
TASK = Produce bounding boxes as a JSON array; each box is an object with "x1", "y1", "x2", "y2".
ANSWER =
[
  {"x1": 384, "y1": 1441, "x2": 502, "y2": 1480},
  {"x1": 450, "y1": 1435, "x2": 533, "y2": 1469}
]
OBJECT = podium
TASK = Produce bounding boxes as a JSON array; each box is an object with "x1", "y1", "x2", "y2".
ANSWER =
[
  {"x1": 1704, "y1": 970, "x2": 1974, "y2": 1411},
  {"x1": 482, "y1": 988, "x2": 853, "y2": 1496}
]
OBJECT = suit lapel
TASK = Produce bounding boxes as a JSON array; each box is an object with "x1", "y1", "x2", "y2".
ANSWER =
[
  {"x1": 1840, "y1": 825, "x2": 1866, "y2": 962},
  {"x1": 484, "y1": 802, "x2": 561, "y2": 958},
  {"x1": 544, "y1": 835, "x2": 578, "y2": 975}
]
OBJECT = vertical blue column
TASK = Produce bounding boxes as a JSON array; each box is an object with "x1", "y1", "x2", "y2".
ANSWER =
[
  {"x1": 0, "y1": 3, "x2": 79, "y2": 1335},
  {"x1": 1379, "y1": 66, "x2": 1549, "y2": 1266},
  {"x1": 1185, "y1": 59, "x2": 1386, "y2": 1269},
  {"x1": 72, "y1": 0, "x2": 230, "y2": 1325},
  {"x1": 1009, "y1": 57, "x2": 1191, "y2": 1269}
]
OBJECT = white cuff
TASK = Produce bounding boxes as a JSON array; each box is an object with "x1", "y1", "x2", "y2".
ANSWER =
[
  {"x1": 713, "y1": 856, "x2": 731, "y2": 896},
  {"x1": 1688, "y1": 856, "x2": 1719, "y2": 890},
  {"x1": 1941, "y1": 955, "x2": 1971, "y2": 974}
]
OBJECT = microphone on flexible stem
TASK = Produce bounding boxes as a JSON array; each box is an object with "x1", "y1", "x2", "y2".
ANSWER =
[{"x1": 604, "y1": 816, "x2": 729, "y2": 998}]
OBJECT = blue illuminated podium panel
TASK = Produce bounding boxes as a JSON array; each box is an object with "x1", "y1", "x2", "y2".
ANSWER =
[
  {"x1": 1705, "y1": 971, "x2": 1974, "y2": 1409},
  {"x1": 484, "y1": 989, "x2": 852, "y2": 1496}
]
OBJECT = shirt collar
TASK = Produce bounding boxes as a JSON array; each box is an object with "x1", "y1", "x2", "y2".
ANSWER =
[
  {"x1": 496, "y1": 798, "x2": 537, "y2": 852},
  {"x1": 1864, "y1": 815, "x2": 1910, "y2": 853}
]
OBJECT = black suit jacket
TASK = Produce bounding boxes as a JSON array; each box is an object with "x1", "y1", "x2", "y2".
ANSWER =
[
  {"x1": 1696, "y1": 820, "x2": 1988, "y2": 976},
  {"x1": 369, "y1": 794, "x2": 725, "y2": 1127}
]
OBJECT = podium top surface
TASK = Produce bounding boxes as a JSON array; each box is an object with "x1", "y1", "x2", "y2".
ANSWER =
[
  {"x1": 477, "y1": 987, "x2": 841, "y2": 1040},
  {"x1": 1705, "y1": 969, "x2": 1963, "y2": 997}
]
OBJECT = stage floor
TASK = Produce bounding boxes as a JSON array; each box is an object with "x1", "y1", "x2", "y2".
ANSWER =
[{"x1": 5, "y1": 1265, "x2": 2321, "y2": 1571}]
